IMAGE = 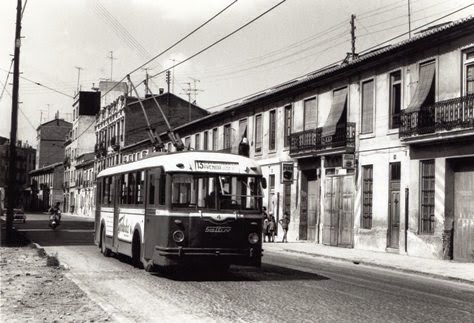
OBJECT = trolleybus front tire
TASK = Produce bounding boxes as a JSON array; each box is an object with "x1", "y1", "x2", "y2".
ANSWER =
[{"x1": 100, "y1": 226, "x2": 111, "y2": 257}]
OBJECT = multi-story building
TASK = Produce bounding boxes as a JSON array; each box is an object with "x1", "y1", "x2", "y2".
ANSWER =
[
  {"x1": 29, "y1": 162, "x2": 64, "y2": 211},
  {"x1": 74, "y1": 152, "x2": 95, "y2": 217},
  {"x1": 63, "y1": 91, "x2": 100, "y2": 214},
  {"x1": 35, "y1": 116, "x2": 72, "y2": 169},
  {"x1": 164, "y1": 17, "x2": 474, "y2": 262},
  {"x1": 0, "y1": 136, "x2": 36, "y2": 209},
  {"x1": 95, "y1": 88, "x2": 209, "y2": 171}
]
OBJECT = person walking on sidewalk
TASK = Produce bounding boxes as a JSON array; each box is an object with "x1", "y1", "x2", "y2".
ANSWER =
[
  {"x1": 279, "y1": 212, "x2": 290, "y2": 243},
  {"x1": 262, "y1": 207, "x2": 269, "y2": 242},
  {"x1": 268, "y1": 214, "x2": 276, "y2": 242}
]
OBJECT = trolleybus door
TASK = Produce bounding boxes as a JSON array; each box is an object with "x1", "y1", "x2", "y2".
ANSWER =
[
  {"x1": 112, "y1": 175, "x2": 119, "y2": 249},
  {"x1": 144, "y1": 167, "x2": 163, "y2": 259}
]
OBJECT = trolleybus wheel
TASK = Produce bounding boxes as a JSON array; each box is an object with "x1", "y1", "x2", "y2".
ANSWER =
[
  {"x1": 132, "y1": 231, "x2": 143, "y2": 269},
  {"x1": 100, "y1": 226, "x2": 111, "y2": 257}
]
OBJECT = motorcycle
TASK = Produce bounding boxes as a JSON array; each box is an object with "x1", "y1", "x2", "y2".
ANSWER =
[{"x1": 49, "y1": 210, "x2": 61, "y2": 230}]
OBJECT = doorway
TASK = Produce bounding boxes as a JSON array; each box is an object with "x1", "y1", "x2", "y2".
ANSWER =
[
  {"x1": 299, "y1": 170, "x2": 319, "y2": 241},
  {"x1": 388, "y1": 162, "x2": 401, "y2": 249},
  {"x1": 453, "y1": 158, "x2": 474, "y2": 262},
  {"x1": 322, "y1": 174, "x2": 354, "y2": 247}
]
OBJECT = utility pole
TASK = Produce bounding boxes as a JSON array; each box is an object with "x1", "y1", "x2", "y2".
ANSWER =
[
  {"x1": 350, "y1": 14, "x2": 357, "y2": 59},
  {"x1": 188, "y1": 77, "x2": 203, "y2": 104},
  {"x1": 6, "y1": 0, "x2": 22, "y2": 242},
  {"x1": 142, "y1": 67, "x2": 152, "y2": 96},
  {"x1": 407, "y1": 0, "x2": 412, "y2": 39},
  {"x1": 170, "y1": 58, "x2": 179, "y2": 93},
  {"x1": 75, "y1": 66, "x2": 83, "y2": 95},
  {"x1": 107, "y1": 51, "x2": 117, "y2": 81}
]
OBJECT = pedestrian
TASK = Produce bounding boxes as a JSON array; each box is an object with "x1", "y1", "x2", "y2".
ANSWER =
[
  {"x1": 268, "y1": 214, "x2": 276, "y2": 242},
  {"x1": 279, "y1": 212, "x2": 290, "y2": 243},
  {"x1": 262, "y1": 216, "x2": 269, "y2": 242}
]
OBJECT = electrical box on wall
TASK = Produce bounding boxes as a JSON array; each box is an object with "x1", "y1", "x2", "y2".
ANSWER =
[
  {"x1": 342, "y1": 154, "x2": 355, "y2": 169},
  {"x1": 281, "y1": 162, "x2": 294, "y2": 183}
]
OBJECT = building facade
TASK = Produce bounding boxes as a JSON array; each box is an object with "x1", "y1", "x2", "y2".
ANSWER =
[
  {"x1": 64, "y1": 91, "x2": 101, "y2": 215},
  {"x1": 0, "y1": 136, "x2": 36, "y2": 209},
  {"x1": 36, "y1": 117, "x2": 72, "y2": 169},
  {"x1": 164, "y1": 17, "x2": 474, "y2": 262},
  {"x1": 29, "y1": 162, "x2": 64, "y2": 211}
]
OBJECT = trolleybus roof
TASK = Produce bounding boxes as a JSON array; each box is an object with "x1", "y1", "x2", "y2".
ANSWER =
[{"x1": 97, "y1": 151, "x2": 262, "y2": 178}]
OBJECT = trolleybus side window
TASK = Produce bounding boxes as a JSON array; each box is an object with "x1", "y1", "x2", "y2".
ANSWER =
[
  {"x1": 148, "y1": 171, "x2": 156, "y2": 205},
  {"x1": 102, "y1": 176, "x2": 113, "y2": 205},
  {"x1": 136, "y1": 171, "x2": 145, "y2": 204}
]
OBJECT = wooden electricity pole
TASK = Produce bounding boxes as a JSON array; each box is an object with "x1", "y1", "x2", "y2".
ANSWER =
[{"x1": 6, "y1": 0, "x2": 22, "y2": 243}]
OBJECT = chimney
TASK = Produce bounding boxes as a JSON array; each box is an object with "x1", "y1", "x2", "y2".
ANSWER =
[{"x1": 159, "y1": 88, "x2": 164, "y2": 95}]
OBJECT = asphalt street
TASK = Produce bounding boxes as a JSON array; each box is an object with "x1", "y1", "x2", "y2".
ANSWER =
[{"x1": 8, "y1": 213, "x2": 474, "y2": 323}]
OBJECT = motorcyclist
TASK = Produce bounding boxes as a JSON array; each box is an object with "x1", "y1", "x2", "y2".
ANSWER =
[{"x1": 49, "y1": 202, "x2": 62, "y2": 223}]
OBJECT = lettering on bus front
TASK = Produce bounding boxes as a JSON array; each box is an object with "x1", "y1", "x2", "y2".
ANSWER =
[
  {"x1": 195, "y1": 161, "x2": 239, "y2": 172},
  {"x1": 205, "y1": 226, "x2": 232, "y2": 233}
]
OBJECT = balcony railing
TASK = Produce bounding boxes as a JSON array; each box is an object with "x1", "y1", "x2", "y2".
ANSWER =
[
  {"x1": 289, "y1": 122, "x2": 355, "y2": 156},
  {"x1": 400, "y1": 94, "x2": 474, "y2": 138}
]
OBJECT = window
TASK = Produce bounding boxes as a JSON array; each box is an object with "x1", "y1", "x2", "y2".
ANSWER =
[
  {"x1": 361, "y1": 165, "x2": 373, "y2": 229},
  {"x1": 195, "y1": 133, "x2": 200, "y2": 150},
  {"x1": 136, "y1": 171, "x2": 145, "y2": 204},
  {"x1": 255, "y1": 114, "x2": 262, "y2": 153},
  {"x1": 420, "y1": 160, "x2": 435, "y2": 234},
  {"x1": 303, "y1": 97, "x2": 317, "y2": 130},
  {"x1": 463, "y1": 49, "x2": 474, "y2": 95},
  {"x1": 269, "y1": 110, "x2": 276, "y2": 150},
  {"x1": 203, "y1": 131, "x2": 209, "y2": 151},
  {"x1": 102, "y1": 177, "x2": 113, "y2": 205},
  {"x1": 389, "y1": 70, "x2": 402, "y2": 129},
  {"x1": 212, "y1": 128, "x2": 218, "y2": 151},
  {"x1": 223, "y1": 124, "x2": 231, "y2": 150},
  {"x1": 184, "y1": 137, "x2": 191, "y2": 149},
  {"x1": 284, "y1": 105, "x2": 292, "y2": 148},
  {"x1": 361, "y1": 79, "x2": 374, "y2": 134}
]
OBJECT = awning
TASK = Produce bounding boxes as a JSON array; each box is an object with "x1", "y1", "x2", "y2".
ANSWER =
[
  {"x1": 322, "y1": 88, "x2": 347, "y2": 137},
  {"x1": 405, "y1": 62, "x2": 435, "y2": 113}
]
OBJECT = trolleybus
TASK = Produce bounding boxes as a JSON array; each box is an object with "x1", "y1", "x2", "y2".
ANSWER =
[{"x1": 94, "y1": 151, "x2": 265, "y2": 271}]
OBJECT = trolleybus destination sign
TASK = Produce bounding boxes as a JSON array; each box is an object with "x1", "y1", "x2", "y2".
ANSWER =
[{"x1": 195, "y1": 161, "x2": 239, "y2": 172}]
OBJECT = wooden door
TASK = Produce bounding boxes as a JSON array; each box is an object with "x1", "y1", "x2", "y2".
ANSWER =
[
  {"x1": 323, "y1": 176, "x2": 339, "y2": 246},
  {"x1": 454, "y1": 164, "x2": 474, "y2": 262},
  {"x1": 299, "y1": 175, "x2": 308, "y2": 240},
  {"x1": 307, "y1": 176, "x2": 319, "y2": 241},
  {"x1": 388, "y1": 162, "x2": 401, "y2": 249},
  {"x1": 338, "y1": 175, "x2": 354, "y2": 247}
]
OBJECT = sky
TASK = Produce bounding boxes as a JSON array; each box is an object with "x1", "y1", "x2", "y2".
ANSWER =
[{"x1": 1, "y1": 0, "x2": 473, "y2": 145}]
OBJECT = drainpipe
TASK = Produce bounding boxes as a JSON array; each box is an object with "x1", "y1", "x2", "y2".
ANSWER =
[{"x1": 405, "y1": 188, "x2": 409, "y2": 253}]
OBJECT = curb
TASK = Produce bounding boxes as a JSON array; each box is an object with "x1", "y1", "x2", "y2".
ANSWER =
[{"x1": 270, "y1": 248, "x2": 474, "y2": 286}]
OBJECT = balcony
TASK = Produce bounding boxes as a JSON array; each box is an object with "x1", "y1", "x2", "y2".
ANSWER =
[
  {"x1": 400, "y1": 94, "x2": 474, "y2": 144},
  {"x1": 289, "y1": 122, "x2": 355, "y2": 157}
]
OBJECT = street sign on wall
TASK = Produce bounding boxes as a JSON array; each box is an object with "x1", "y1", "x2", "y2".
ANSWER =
[{"x1": 281, "y1": 162, "x2": 294, "y2": 183}]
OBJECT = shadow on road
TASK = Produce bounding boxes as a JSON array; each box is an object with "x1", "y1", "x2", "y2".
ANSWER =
[
  {"x1": 151, "y1": 263, "x2": 329, "y2": 282},
  {"x1": 1, "y1": 216, "x2": 95, "y2": 247}
]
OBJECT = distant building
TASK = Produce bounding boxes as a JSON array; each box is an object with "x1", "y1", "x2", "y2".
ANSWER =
[
  {"x1": 0, "y1": 136, "x2": 36, "y2": 209},
  {"x1": 29, "y1": 162, "x2": 64, "y2": 211},
  {"x1": 63, "y1": 91, "x2": 100, "y2": 215},
  {"x1": 36, "y1": 117, "x2": 72, "y2": 168},
  {"x1": 95, "y1": 90, "x2": 209, "y2": 171},
  {"x1": 74, "y1": 152, "x2": 95, "y2": 217}
]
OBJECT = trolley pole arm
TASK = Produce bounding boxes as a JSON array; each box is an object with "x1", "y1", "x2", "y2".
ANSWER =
[
  {"x1": 127, "y1": 75, "x2": 163, "y2": 150},
  {"x1": 144, "y1": 80, "x2": 184, "y2": 151}
]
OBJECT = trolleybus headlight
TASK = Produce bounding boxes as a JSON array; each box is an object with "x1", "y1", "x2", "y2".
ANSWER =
[
  {"x1": 248, "y1": 232, "x2": 259, "y2": 244},
  {"x1": 173, "y1": 230, "x2": 185, "y2": 243}
]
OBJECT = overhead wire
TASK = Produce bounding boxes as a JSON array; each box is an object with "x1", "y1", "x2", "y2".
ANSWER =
[
  {"x1": 148, "y1": 0, "x2": 288, "y2": 81},
  {"x1": 0, "y1": 60, "x2": 14, "y2": 102},
  {"x1": 206, "y1": 4, "x2": 474, "y2": 111},
  {"x1": 98, "y1": 0, "x2": 239, "y2": 100}
]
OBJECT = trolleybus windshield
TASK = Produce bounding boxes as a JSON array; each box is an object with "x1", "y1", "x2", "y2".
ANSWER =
[{"x1": 171, "y1": 173, "x2": 262, "y2": 211}]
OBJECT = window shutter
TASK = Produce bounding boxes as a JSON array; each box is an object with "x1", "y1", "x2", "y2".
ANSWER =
[{"x1": 361, "y1": 80, "x2": 374, "y2": 134}]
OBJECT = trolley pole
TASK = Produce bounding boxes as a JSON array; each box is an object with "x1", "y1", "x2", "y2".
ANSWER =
[{"x1": 6, "y1": 0, "x2": 22, "y2": 243}]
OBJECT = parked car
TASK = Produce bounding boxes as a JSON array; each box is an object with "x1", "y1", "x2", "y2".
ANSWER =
[{"x1": 1, "y1": 208, "x2": 27, "y2": 223}]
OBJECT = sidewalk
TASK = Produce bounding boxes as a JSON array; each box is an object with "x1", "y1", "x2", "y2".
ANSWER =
[{"x1": 263, "y1": 241, "x2": 474, "y2": 285}]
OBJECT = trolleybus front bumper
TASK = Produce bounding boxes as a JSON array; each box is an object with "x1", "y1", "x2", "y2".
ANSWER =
[{"x1": 154, "y1": 246, "x2": 262, "y2": 267}]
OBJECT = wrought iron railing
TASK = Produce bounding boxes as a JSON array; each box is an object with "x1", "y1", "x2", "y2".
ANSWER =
[
  {"x1": 400, "y1": 94, "x2": 474, "y2": 137},
  {"x1": 289, "y1": 122, "x2": 355, "y2": 155}
]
